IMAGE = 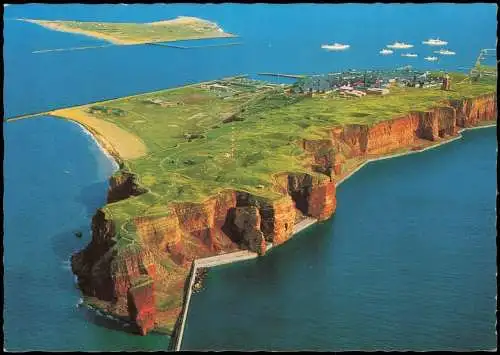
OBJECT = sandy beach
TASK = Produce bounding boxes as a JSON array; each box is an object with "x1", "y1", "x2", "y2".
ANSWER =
[{"x1": 49, "y1": 107, "x2": 148, "y2": 161}]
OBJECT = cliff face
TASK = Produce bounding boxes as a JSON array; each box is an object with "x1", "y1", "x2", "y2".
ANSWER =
[
  {"x1": 450, "y1": 94, "x2": 497, "y2": 127},
  {"x1": 72, "y1": 93, "x2": 496, "y2": 336},
  {"x1": 127, "y1": 281, "x2": 155, "y2": 336},
  {"x1": 287, "y1": 174, "x2": 336, "y2": 221},
  {"x1": 71, "y1": 210, "x2": 116, "y2": 301},
  {"x1": 330, "y1": 93, "x2": 496, "y2": 158},
  {"x1": 107, "y1": 171, "x2": 147, "y2": 203},
  {"x1": 223, "y1": 206, "x2": 266, "y2": 254}
]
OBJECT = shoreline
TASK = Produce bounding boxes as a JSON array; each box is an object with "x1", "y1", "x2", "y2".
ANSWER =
[
  {"x1": 20, "y1": 18, "x2": 237, "y2": 46},
  {"x1": 172, "y1": 121, "x2": 496, "y2": 351},
  {"x1": 15, "y1": 83, "x2": 494, "y2": 347},
  {"x1": 336, "y1": 123, "x2": 497, "y2": 187},
  {"x1": 72, "y1": 120, "x2": 120, "y2": 171}
]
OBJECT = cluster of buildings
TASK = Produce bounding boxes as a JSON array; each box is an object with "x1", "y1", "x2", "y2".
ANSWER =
[
  {"x1": 87, "y1": 105, "x2": 126, "y2": 116},
  {"x1": 200, "y1": 77, "x2": 280, "y2": 98},
  {"x1": 289, "y1": 67, "x2": 445, "y2": 98}
]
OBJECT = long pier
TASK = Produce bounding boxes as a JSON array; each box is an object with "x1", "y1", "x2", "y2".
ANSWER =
[
  {"x1": 150, "y1": 42, "x2": 243, "y2": 49},
  {"x1": 171, "y1": 216, "x2": 317, "y2": 351},
  {"x1": 32, "y1": 44, "x2": 117, "y2": 54},
  {"x1": 4, "y1": 74, "x2": 250, "y2": 123},
  {"x1": 257, "y1": 72, "x2": 305, "y2": 79}
]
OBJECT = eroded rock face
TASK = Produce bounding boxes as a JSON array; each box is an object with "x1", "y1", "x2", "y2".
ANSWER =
[
  {"x1": 450, "y1": 93, "x2": 497, "y2": 127},
  {"x1": 72, "y1": 94, "x2": 496, "y2": 336},
  {"x1": 307, "y1": 180, "x2": 336, "y2": 221},
  {"x1": 71, "y1": 209, "x2": 116, "y2": 301},
  {"x1": 127, "y1": 281, "x2": 155, "y2": 336},
  {"x1": 259, "y1": 197, "x2": 296, "y2": 245},
  {"x1": 223, "y1": 206, "x2": 266, "y2": 254},
  {"x1": 287, "y1": 174, "x2": 336, "y2": 221},
  {"x1": 107, "y1": 171, "x2": 147, "y2": 203}
]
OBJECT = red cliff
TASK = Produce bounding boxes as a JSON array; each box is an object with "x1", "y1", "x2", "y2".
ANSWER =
[{"x1": 72, "y1": 93, "x2": 496, "y2": 336}]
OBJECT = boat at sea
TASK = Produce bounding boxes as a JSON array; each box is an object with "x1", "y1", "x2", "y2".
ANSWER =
[
  {"x1": 379, "y1": 48, "x2": 393, "y2": 55},
  {"x1": 434, "y1": 48, "x2": 456, "y2": 55},
  {"x1": 422, "y1": 38, "x2": 448, "y2": 46},
  {"x1": 321, "y1": 43, "x2": 350, "y2": 51},
  {"x1": 424, "y1": 56, "x2": 439, "y2": 62},
  {"x1": 401, "y1": 53, "x2": 418, "y2": 58},
  {"x1": 387, "y1": 41, "x2": 414, "y2": 49}
]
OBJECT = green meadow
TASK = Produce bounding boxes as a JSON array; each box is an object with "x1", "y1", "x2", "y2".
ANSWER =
[{"x1": 54, "y1": 73, "x2": 496, "y2": 247}]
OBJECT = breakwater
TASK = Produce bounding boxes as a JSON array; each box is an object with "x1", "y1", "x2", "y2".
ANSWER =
[
  {"x1": 32, "y1": 44, "x2": 117, "y2": 54},
  {"x1": 4, "y1": 74, "x2": 250, "y2": 122},
  {"x1": 257, "y1": 72, "x2": 305, "y2": 79},
  {"x1": 171, "y1": 216, "x2": 317, "y2": 351},
  {"x1": 150, "y1": 42, "x2": 243, "y2": 49}
]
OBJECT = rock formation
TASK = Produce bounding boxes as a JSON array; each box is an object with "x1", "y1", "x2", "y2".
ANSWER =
[{"x1": 71, "y1": 93, "x2": 496, "y2": 336}]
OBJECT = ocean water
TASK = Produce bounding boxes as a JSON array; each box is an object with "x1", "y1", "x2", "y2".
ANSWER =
[
  {"x1": 183, "y1": 127, "x2": 497, "y2": 351},
  {"x1": 3, "y1": 3, "x2": 497, "y2": 351}
]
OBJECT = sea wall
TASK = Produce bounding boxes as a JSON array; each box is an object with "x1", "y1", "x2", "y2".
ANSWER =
[{"x1": 71, "y1": 93, "x2": 496, "y2": 337}]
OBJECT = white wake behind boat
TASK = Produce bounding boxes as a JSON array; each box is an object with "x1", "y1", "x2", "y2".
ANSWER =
[
  {"x1": 321, "y1": 43, "x2": 350, "y2": 51},
  {"x1": 401, "y1": 53, "x2": 418, "y2": 58},
  {"x1": 424, "y1": 56, "x2": 439, "y2": 62},
  {"x1": 379, "y1": 48, "x2": 394, "y2": 55},
  {"x1": 387, "y1": 41, "x2": 414, "y2": 49},
  {"x1": 422, "y1": 38, "x2": 448, "y2": 46},
  {"x1": 434, "y1": 48, "x2": 456, "y2": 55}
]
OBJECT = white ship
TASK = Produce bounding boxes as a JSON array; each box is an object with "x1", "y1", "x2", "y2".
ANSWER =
[
  {"x1": 401, "y1": 53, "x2": 418, "y2": 58},
  {"x1": 321, "y1": 43, "x2": 350, "y2": 51},
  {"x1": 434, "y1": 48, "x2": 456, "y2": 55},
  {"x1": 387, "y1": 41, "x2": 414, "y2": 49},
  {"x1": 424, "y1": 56, "x2": 439, "y2": 61},
  {"x1": 379, "y1": 48, "x2": 394, "y2": 55},
  {"x1": 422, "y1": 38, "x2": 448, "y2": 46}
]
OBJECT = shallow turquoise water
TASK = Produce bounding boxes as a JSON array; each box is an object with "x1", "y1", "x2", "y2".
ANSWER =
[
  {"x1": 3, "y1": 3, "x2": 497, "y2": 351},
  {"x1": 183, "y1": 128, "x2": 497, "y2": 351}
]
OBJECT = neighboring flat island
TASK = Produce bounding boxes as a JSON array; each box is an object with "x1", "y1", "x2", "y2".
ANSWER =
[
  {"x1": 15, "y1": 68, "x2": 495, "y2": 340},
  {"x1": 19, "y1": 16, "x2": 236, "y2": 44}
]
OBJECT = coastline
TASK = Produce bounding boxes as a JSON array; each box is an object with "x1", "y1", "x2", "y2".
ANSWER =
[
  {"x1": 60, "y1": 108, "x2": 495, "y2": 348},
  {"x1": 336, "y1": 123, "x2": 497, "y2": 187},
  {"x1": 171, "y1": 121, "x2": 496, "y2": 351},
  {"x1": 72, "y1": 120, "x2": 120, "y2": 171},
  {"x1": 24, "y1": 85, "x2": 495, "y2": 347},
  {"x1": 20, "y1": 18, "x2": 237, "y2": 46}
]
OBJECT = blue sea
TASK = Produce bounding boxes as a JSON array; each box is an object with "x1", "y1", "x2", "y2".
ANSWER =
[{"x1": 3, "y1": 3, "x2": 497, "y2": 351}]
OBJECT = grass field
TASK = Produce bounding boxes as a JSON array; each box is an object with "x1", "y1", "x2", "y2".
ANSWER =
[
  {"x1": 49, "y1": 73, "x2": 496, "y2": 247},
  {"x1": 21, "y1": 16, "x2": 236, "y2": 45}
]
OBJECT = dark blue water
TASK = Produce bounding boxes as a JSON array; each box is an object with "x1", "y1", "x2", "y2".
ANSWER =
[
  {"x1": 4, "y1": 3, "x2": 496, "y2": 118},
  {"x1": 183, "y1": 128, "x2": 497, "y2": 351},
  {"x1": 3, "y1": 3, "x2": 497, "y2": 351}
]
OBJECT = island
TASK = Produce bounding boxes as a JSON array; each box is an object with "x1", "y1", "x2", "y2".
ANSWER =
[
  {"x1": 19, "y1": 16, "x2": 236, "y2": 45},
  {"x1": 21, "y1": 68, "x2": 495, "y2": 344}
]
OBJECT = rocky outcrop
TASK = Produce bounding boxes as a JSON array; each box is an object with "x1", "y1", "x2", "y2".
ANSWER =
[
  {"x1": 450, "y1": 93, "x2": 497, "y2": 127},
  {"x1": 287, "y1": 173, "x2": 336, "y2": 221},
  {"x1": 72, "y1": 93, "x2": 496, "y2": 337},
  {"x1": 107, "y1": 171, "x2": 147, "y2": 203},
  {"x1": 127, "y1": 279, "x2": 155, "y2": 336},
  {"x1": 71, "y1": 209, "x2": 116, "y2": 301},
  {"x1": 234, "y1": 192, "x2": 296, "y2": 246},
  {"x1": 259, "y1": 196, "x2": 296, "y2": 245},
  {"x1": 223, "y1": 206, "x2": 266, "y2": 254}
]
